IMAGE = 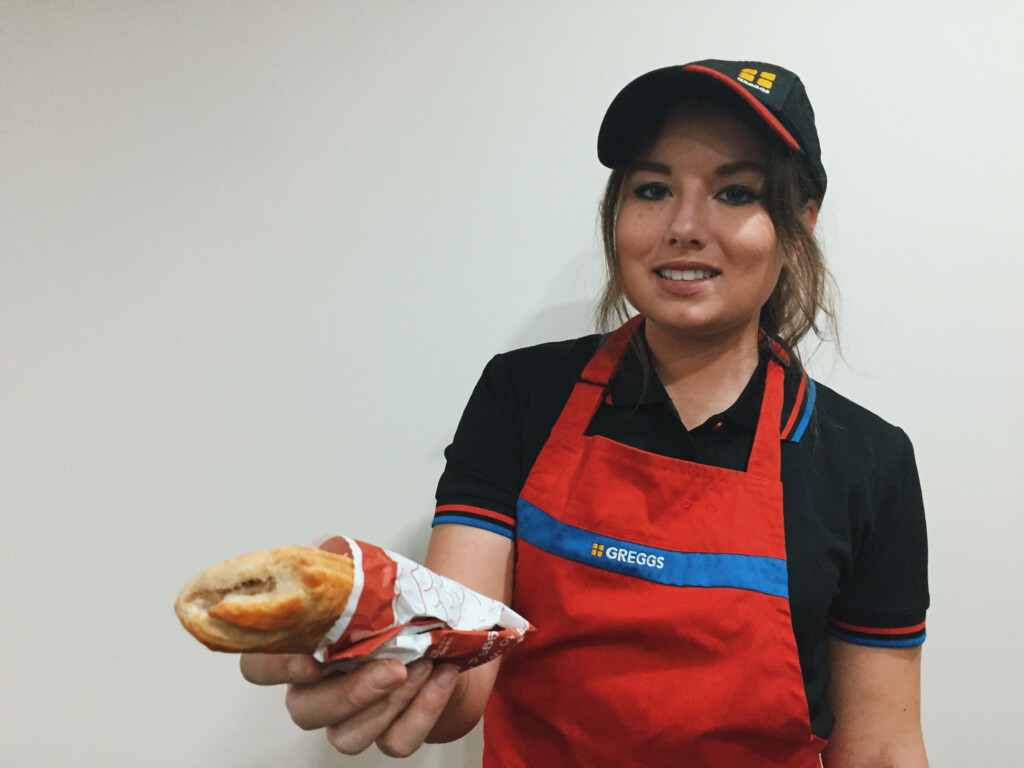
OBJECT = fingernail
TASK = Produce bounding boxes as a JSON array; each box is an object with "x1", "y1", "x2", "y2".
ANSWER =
[
  {"x1": 368, "y1": 661, "x2": 403, "y2": 689},
  {"x1": 432, "y1": 665, "x2": 458, "y2": 689}
]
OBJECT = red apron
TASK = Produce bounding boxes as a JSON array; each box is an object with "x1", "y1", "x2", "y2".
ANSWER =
[{"x1": 482, "y1": 316, "x2": 826, "y2": 767}]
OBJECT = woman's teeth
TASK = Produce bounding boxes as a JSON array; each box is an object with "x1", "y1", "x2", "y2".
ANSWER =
[{"x1": 656, "y1": 268, "x2": 715, "y2": 281}]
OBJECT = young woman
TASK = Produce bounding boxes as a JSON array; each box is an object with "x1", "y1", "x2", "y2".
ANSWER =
[{"x1": 241, "y1": 59, "x2": 929, "y2": 767}]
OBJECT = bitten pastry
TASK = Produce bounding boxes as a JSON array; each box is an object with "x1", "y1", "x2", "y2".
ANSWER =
[{"x1": 175, "y1": 546, "x2": 355, "y2": 653}]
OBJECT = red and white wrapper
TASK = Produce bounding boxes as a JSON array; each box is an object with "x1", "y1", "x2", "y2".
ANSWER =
[{"x1": 313, "y1": 536, "x2": 532, "y2": 672}]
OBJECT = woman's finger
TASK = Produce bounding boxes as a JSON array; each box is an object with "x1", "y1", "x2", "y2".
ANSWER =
[
  {"x1": 374, "y1": 664, "x2": 461, "y2": 758},
  {"x1": 286, "y1": 658, "x2": 409, "y2": 732},
  {"x1": 322, "y1": 660, "x2": 436, "y2": 754},
  {"x1": 240, "y1": 653, "x2": 321, "y2": 686}
]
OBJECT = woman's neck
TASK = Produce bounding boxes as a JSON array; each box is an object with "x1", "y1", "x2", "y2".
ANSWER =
[{"x1": 644, "y1": 321, "x2": 761, "y2": 431}]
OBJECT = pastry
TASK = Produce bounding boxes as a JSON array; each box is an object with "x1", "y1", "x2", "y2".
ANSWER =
[{"x1": 175, "y1": 546, "x2": 355, "y2": 653}]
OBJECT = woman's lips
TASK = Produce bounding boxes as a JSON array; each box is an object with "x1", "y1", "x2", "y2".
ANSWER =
[
  {"x1": 655, "y1": 267, "x2": 718, "y2": 281},
  {"x1": 652, "y1": 266, "x2": 719, "y2": 296}
]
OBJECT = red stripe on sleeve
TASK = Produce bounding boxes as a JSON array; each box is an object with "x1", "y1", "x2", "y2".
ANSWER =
[
  {"x1": 828, "y1": 618, "x2": 927, "y2": 635},
  {"x1": 435, "y1": 504, "x2": 516, "y2": 527}
]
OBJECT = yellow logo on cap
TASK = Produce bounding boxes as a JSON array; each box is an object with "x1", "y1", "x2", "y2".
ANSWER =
[
  {"x1": 739, "y1": 68, "x2": 776, "y2": 90},
  {"x1": 591, "y1": 543, "x2": 605, "y2": 557}
]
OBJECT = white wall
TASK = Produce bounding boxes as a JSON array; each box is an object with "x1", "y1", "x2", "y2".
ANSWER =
[{"x1": 2, "y1": 2, "x2": 1020, "y2": 766}]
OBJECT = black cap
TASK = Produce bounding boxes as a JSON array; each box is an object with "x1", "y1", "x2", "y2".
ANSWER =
[{"x1": 598, "y1": 59, "x2": 826, "y2": 198}]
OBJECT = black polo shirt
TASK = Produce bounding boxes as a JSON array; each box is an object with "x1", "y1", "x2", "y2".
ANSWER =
[{"x1": 433, "y1": 331, "x2": 929, "y2": 739}]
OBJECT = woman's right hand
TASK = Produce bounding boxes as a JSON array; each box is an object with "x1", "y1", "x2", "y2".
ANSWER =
[
  {"x1": 239, "y1": 653, "x2": 460, "y2": 757},
  {"x1": 240, "y1": 523, "x2": 513, "y2": 756}
]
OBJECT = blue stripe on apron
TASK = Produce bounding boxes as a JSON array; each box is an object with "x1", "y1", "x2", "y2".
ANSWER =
[{"x1": 517, "y1": 498, "x2": 789, "y2": 598}]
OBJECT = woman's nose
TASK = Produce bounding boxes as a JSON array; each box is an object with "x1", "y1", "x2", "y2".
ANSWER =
[{"x1": 665, "y1": 196, "x2": 708, "y2": 249}]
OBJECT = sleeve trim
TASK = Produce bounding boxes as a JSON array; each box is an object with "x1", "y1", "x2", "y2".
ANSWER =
[
  {"x1": 435, "y1": 504, "x2": 515, "y2": 528},
  {"x1": 829, "y1": 618, "x2": 926, "y2": 635},
  {"x1": 432, "y1": 504, "x2": 515, "y2": 539},
  {"x1": 432, "y1": 516, "x2": 514, "y2": 539},
  {"x1": 827, "y1": 618, "x2": 926, "y2": 648},
  {"x1": 827, "y1": 626, "x2": 926, "y2": 648}
]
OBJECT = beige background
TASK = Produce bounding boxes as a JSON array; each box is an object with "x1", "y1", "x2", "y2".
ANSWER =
[{"x1": 2, "y1": 2, "x2": 1021, "y2": 766}]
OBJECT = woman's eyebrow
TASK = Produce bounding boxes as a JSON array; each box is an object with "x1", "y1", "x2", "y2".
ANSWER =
[
  {"x1": 715, "y1": 160, "x2": 767, "y2": 176},
  {"x1": 627, "y1": 159, "x2": 767, "y2": 176},
  {"x1": 628, "y1": 160, "x2": 672, "y2": 175}
]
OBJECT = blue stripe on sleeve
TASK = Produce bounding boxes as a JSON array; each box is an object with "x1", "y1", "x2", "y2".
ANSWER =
[
  {"x1": 431, "y1": 514, "x2": 514, "y2": 539},
  {"x1": 827, "y1": 626, "x2": 927, "y2": 648}
]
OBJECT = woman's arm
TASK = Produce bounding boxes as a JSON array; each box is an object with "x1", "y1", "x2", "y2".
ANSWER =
[
  {"x1": 821, "y1": 638, "x2": 927, "y2": 768},
  {"x1": 424, "y1": 523, "x2": 514, "y2": 742}
]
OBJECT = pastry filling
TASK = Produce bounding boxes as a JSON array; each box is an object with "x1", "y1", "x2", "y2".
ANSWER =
[{"x1": 196, "y1": 577, "x2": 276, "y2": 607}]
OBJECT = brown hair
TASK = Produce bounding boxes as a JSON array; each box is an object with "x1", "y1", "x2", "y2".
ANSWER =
[{"x1": 595, "y1": 97, "x2": 838, "y2": 371}]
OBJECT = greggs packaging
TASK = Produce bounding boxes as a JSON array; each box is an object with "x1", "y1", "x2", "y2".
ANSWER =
[{"x1": 315, "y1": 536, "x2": 531, "y2": 671}]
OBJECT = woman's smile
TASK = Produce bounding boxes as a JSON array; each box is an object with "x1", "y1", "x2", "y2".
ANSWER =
[{"x1": 652, "y1": 258, "x2": 722, "y2": 295}]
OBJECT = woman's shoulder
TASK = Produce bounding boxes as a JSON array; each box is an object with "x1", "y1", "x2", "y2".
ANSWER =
[
  {"x1": 485, "y1": 333, "x2": 605, "y2": 390},
  {"x1": 459, "y1": 333, "x2": 607, "y2": 429},
  {"x1": 811, "y1": 379, "x2": 905, "y2": 432},
  {"x1": 495, "y1": 333, "x2": 604, "y2": 366},
  {"x1": 807, "y1": 378, "x2": 916, "y2": 470}
]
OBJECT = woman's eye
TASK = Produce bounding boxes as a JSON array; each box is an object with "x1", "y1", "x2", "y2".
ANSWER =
[
  {"x1": 633, "y1": 182, "x2": 671, "y2": 201},
  {"x1": 715, "y1": 185, "x2": 760, "y2": 206}
]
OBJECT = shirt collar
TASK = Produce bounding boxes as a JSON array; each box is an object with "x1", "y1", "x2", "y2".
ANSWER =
[
  {"x1": 605, "y1": 333, "x2": 669, "y2": 406},
  {"x1": 605, "y1": 329, "x2": 805, "y2": 434}
]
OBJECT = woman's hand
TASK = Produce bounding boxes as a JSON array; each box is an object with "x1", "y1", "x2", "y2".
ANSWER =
[
  {"x1": 239, "y1": 524, "x2": 513, "y2": 756},
  {"x1": 239, "y1": 653, "x2": 460, "y2": 757}
]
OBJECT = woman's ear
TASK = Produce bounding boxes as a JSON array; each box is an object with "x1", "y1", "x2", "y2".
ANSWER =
[{"x1": 803, "y1": 199, "x2": 820, "y2": 233}]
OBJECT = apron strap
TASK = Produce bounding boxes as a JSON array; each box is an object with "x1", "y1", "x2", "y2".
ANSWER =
[
  {"x1": 551, "y1": 315, "x2": 643, "y2": 437},
  {"x1": 746, "y1": 358, "x2": 785, "y2": 480},
  {"x1": 580, "y1": 314, "x2": 644, "y2": 386},
  {"x1": 552, "y1": 315, "x2": 786, "y2": 482}
]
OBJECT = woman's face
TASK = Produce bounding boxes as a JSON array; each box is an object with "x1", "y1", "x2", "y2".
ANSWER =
[{"x1": 615, "y1": 106, "x2": 782, "y2": 345}]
